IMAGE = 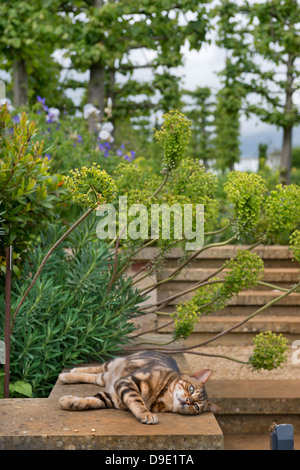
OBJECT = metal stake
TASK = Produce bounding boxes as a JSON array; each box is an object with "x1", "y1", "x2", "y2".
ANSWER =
[{"x1": 4, "y1": 246, "x2": 12, "y2": 398}]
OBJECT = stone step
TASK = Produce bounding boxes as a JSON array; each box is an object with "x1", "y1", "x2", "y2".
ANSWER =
[
  {"x1": 158, "y1": 289, "x2": 300, "y2": 307},
  {"x1": 136, "y1": 245, "x2": 298, "y2": 261},
  {"x1": 159, "y1": 304, "x2": 300, "y2": 317},
  {"x1": 157, "y1": 315, "x2": 300, "y2": 345},
  {"x1": 158, "y1": 267, "x2": 300, "y2": 284},
  {"x1": 134, "y1": 246, "x2": 300, "y2": 270},
  {"x1": 0, "y1": 398, "x2": 223, "y2": 450},
  {"x1": 206, "y1": 380, "x2": 300, "y2": 435},
  {"x1": 224, "y1": 434, "x2": 300, "y2": 450}
]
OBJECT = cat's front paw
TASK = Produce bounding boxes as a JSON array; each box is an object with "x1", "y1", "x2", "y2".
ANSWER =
[
  {"x1": 58, "y1": 372, "x2": 73, "y2": 384},
  {"x1": 139, "y1": 412, "x2": 158, "y2": 425}
]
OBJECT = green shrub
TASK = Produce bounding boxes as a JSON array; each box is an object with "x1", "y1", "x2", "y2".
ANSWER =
[
  {"x1": 0, "y1": 105, "x2": 65, "y2": 275},
  {"x1": 0, "y1": 217, "x2": 145, "y2": 397}
]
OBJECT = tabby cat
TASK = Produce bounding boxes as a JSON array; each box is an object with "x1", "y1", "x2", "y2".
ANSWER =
[{"x1": 58, "y1": 351, "x2": 221, "y2": 425}]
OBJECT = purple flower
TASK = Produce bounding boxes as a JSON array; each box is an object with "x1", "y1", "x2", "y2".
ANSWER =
[
  {"x1": 12, "y1": 115, "x2": 20, "y2": 123},
  {"x1": 43, "y1": 105, "x2": 49, "y2": 112},
  {"x1": 99, "y1": 143, "x2": 105, "y2": 151},
  {"x1": 104, "y1": 141, "x2": 111, "y2": 149},
  {"x1": 121, "y1": 143, "x2": 125, "y2": 150},
  {"x1": 116, "y1": 149, "x2": 123, "y2": 156},
  {"x1": 37, "y1": 96, "x2": 46, "y2": 105},
  {"x1": 45, "y1": 154, "x2": 51, "y2": 161},
  {"x1": 124, "y1": 154, "x2": 132, "y2": 162},
  {"x1": 130, "y1": 150, "x2": 136, "y2": 158},
  {"x1": 77, "y1": 135, "x2": 83, "y2": 143},
  {"x1": 46, "y1": 117, "x2": 53, "y2": 124},
  {"x1": 104, "y1": 149, "x2": 110, "y2": 158}
]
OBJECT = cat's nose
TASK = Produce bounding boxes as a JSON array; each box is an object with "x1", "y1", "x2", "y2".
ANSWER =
[{"x1": 186, "y1": 397, "x2": 193, "y2": 404}]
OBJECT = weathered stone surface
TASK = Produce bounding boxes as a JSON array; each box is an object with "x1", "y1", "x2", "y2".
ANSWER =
[
  {"x1": 0, "y1": 398, "x2": 223, "y2": 450},
  {"x1": 206, "y1": 379, "x2": 300, "y2": 434},
  {"x1": 207, "y1": 380, "x2": 300, "y2": 414}
]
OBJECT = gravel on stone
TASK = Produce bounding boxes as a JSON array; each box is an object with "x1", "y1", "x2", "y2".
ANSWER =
[{"x1": 184, "y1": 346, "x2": 300, "y2": 380}]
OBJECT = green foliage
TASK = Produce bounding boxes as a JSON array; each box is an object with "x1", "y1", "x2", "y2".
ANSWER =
[
  {"x1": 249, "y1": 331, "x2": 289, "y2": 371},
  {"x1": 184, "y1": 87, "x2": 214, "y2": 166},
  {"x1": 65, "y1": 164, "x2": 118, "y2": 209},
  {"x1": 212, "y1": 79, "x2": 242, "y2": 171},
  {"x1": 0, "y1": 104, "x2": 65, "y2": 272},
  {"x1": 215, "y1": 0, "x2": 300, "y2": 183},
  {"x1": 13, "y1": 100, "x2": 138, "y2": 177},
  {"x1": 172, "y1": 250, "x2": 264, "y2": 339},
  {"x1": 289, "y1": 230, "x2": 300, "y2": 264},
  {"x1": 0, "y1": 217, "x2": 146, "y2": 397},
  {"x1": 224, "y1": 171, "x2": 267, "y2": 237},
  {"x1": 112, "y1": 155, "x2": 219, "y2": 251},
  {"x1": 292, "y1": 146, "x2": 300, "y2": 169},
  {"x1": 168, "y1": 157, "x2": 219, "y2": 232},
  {"x1": 155, "y1": 110, "x2": 192, "y2": 171},
  {"x1": 264, "y1": 184, "x2": 300, "y2": 242},
  {"x1": 0, "y1": 372, "x2": 32, "y2": 398}
]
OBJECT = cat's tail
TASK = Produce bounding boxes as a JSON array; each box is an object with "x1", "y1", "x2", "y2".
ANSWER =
[{"x1": 59, "y1": 392, "x2": 115, "y2": 411}]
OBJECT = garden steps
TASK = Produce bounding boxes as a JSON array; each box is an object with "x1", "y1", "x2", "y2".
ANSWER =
[
  {"x1": 156, "y1": 315, "x2": 300, "y2": 346},
  {"x1": 157, "y1": 289, "x2": 300, "y2": 307},
  {"x1": 206, "y1": 379, "x2": 300, "y2": 439},
  {"x1": 132, "y1": 245, "x2": 300, "y2": 346},
  {"x1": 224, "y1": 433, "x2": 300, "y2": 450},
  {"x1": 158, "y1": 267, "x2": 300, "y2": 285}
]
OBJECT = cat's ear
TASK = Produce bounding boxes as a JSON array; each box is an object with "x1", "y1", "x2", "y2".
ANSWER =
[
  {"x1": 205, "y1": 401, "x2": 222, "y2": 414},
  {"x1": 192, "y1": 369, "x2": 213, "y2": 384}
]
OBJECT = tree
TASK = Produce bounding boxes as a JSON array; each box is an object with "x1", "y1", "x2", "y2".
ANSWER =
[
  {"x1": 0, "y1": 1, "x2": 66, "y2": 107},
  {"x1": 212, "y1": 75, "x2": 242, "y2": 172},
  {"x1": 216, "y1": 0, "x2": 300, "y2": 184},
  {"x1": 183, "y1": 86, "x2": 215, "y2": 168},
  {"x1": 60, "y1": 0, "x2": 212, "y2": 130}
]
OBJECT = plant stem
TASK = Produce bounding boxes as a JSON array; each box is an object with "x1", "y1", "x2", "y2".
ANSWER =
[
  {"x1": 129, "y1": 281, "x2": 300, "y2": 355},
  {"x1": 183, "y1": 350, "x2": 249, "y2": 365},
  {"x1": 4, "y1": 246, "x2": 12, "y2": 398},
  {"x1": 204, "y1": 223, "x2": 231, "y2": 237},
  {"x1": 139, "y1": 234, "x2": 238, "y2": 297},
  {"x1": 130, "y1": 319, "x2": 174, "y2": 339},
  {"x1": 11, "y1": 208, "x2": 94, "y2": 332},
  {"x1": 258, "y1": 281, "x2": 289, "y2": 292},
  {"x1": 147, "y1": 171, "x2": 169, "y2": 200}
]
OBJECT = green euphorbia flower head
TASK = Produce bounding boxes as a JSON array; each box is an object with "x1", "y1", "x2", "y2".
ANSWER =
[
  {"x1": 155, "y1": 109, "x2": 192, "y2": 172},
  {"x1": 249, "y1": 331, "x2": 289, "y2": 371},
  {"x1": 65, "y1": 163, "x2": 117, "y2": 209}
]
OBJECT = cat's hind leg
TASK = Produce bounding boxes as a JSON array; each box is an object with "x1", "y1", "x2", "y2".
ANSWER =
[
  {"x1": 59, "y1": 391, "x2": 115, "y2": 411},
  {"x1": 58, "y1": 372, "x2": 105, "y2": 386}
]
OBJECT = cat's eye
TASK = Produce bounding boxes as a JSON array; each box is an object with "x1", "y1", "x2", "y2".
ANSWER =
[
  {"x1": 188, "y1": 385, "x2": 195, "y2": 394},
  {"x1": 193, "y1": 404, "x2": 199, "y2": 411}
]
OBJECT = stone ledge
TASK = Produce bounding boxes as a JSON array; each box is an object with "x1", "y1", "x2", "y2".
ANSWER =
[
  {"x1": 0, "y1": 398, "x2": 223, "y2": 450},
  {"x1": 207, "y1": 380, "x2": 300, "y2": 415}
]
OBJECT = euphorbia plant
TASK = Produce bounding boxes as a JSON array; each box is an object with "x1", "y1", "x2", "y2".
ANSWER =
[{"x1": 104, "y1": 110, "x2": 300, "y2": 371}]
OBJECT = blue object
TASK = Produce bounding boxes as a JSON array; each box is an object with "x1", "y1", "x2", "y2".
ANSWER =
[{"x1": 270, "y1": 423, "x2": 294, "y2": 450}]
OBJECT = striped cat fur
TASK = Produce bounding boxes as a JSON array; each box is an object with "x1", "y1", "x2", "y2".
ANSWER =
[{"x1": 58, "y1": 351, "x2": 221, "y2": 425}]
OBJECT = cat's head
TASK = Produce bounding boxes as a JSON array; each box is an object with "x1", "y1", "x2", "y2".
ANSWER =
[{"x1": 173, "y1": 369, "x2": 221, "y2": 415}]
